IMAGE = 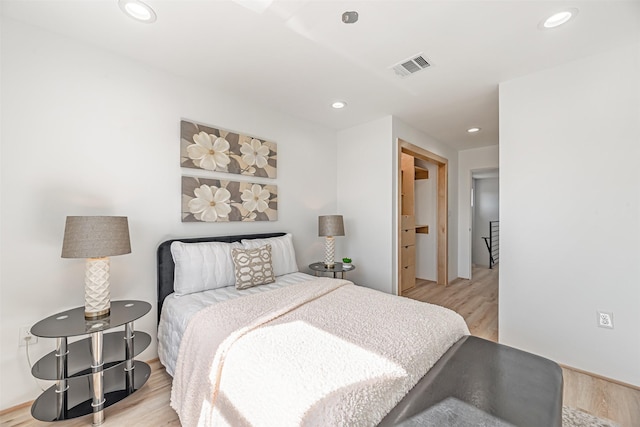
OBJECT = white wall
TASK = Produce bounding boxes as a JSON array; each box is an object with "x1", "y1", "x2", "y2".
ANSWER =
[
  {"x1": 472, "y1": 178, "x2": 499, "y2": 267},
  {"x1": 457, "y1": 145, "x2": 499, "y2": 278},
  {"x1": 392, "y1": 117, "x2": 459, "y2": 285},
  {"x1": 499, "y1": 42, "x2": 640, "y2": 386},
  {"x1": 336, "y1": 116, "x2": 394, "y2": 293},
  {"x1": 0, "y1": 18, "x2": 337, "y2": 409},
  {"x1": 415, "y1": 161, "x2": 437, "y2": 281}
]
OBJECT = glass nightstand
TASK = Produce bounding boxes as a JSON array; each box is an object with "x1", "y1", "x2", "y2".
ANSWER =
[
  {"x1": 30, "y1": 300, "x2": 151, "y2": 425},
  {"x1": 308, "y1": 262, "x2": 355, "y2": 279}
]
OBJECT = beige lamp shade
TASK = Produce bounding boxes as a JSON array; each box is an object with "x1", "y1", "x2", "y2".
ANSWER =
[
  {"x1": 318, "y1": 215, "x2": 345, "y2": 237},
  {"x1": 62, "y1": 216, "x2": 131, "y2": 258},
  {"x1": 61, "y1": 216, "x2": 131, "y2": 319}
]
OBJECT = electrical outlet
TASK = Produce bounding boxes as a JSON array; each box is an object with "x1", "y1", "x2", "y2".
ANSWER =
[
  {"x1": 18, "y1": 326, "x2": 38, "y2": 347},
  {"x1": 597, "y1": 311, "x2": 614, "y2": 329}
]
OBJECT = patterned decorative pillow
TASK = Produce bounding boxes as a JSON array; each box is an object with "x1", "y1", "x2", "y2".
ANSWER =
[{"x1": 231, "y1": 244, "x2": 276, "y2": 290}]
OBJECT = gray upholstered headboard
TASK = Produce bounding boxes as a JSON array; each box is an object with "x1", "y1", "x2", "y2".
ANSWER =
[{"x1": 156, "y1": 232, "x2": 286, "y2": 322}]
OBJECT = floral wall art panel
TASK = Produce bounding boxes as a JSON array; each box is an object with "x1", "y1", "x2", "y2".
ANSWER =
[
  {"x1": 182, "y1": 176, "x2": 278, "y2": 222},
  {"x1": 180, "y1": 120, "x2": 277, "y2": 178}
]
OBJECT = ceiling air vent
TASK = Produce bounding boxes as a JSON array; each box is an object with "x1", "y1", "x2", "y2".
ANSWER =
[{"x1": 391, "y1": 54, "x2": 431, "y2": 78}]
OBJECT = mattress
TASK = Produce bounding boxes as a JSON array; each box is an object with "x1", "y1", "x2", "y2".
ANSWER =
[{"x1": 157, "y1": 271, "x2": 316, "y2": 375}]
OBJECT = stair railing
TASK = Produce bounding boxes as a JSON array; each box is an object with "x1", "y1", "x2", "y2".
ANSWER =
[{"x1": 482, "y1": 220, "x2": 499, "y2": 269}]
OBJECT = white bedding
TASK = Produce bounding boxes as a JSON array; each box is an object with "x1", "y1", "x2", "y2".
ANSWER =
[
  {"x1": 158, "y1": 271, "x2": 317, "y2": 375},
  {"x1": 171, "y1": 278, "x2": 469, "y2": 427}
]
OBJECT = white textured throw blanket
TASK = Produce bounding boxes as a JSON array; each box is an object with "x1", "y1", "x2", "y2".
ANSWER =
[{"x1": 171, "y1": 278, "x2": 469, "y2": 427}]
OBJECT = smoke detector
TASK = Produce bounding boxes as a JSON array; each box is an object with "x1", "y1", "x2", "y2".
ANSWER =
[
  {"x1": 391, "y1": 54, "x2": 431, "y2": 78},
  {"x1": 342, "y1": 11, "x2": 358, "y2": 23}
]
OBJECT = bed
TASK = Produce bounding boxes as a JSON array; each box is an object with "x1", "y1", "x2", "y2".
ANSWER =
[{"x1": 157, "y1": 232, "x2": 563, "y2": 427}]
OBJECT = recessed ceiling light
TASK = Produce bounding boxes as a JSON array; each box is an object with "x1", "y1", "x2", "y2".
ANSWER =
[
  {"x1": 540, "y1": 8, "x2": 578, "y2": 29},
  {"x1": 332, "y1": 101, "x2": 347, "y2": 109},
  {"x1": 119, "y1": 0, "x2": 157, "y2": 23},
  {"x1": 467, "y1": 127, "x2": 481, "y2": 133}
]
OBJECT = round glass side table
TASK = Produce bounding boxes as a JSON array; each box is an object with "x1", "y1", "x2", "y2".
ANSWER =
[
  {"x1": 308, "y1": 262, "x2": 355, "y2": 279},
  {"x1": 30, "y1": 300, "x2": 151, "y2": 425}
]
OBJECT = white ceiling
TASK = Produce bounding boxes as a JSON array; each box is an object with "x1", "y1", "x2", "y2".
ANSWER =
[{"x1": 2, "y1": 1, "x2": 639, "y2": 151}]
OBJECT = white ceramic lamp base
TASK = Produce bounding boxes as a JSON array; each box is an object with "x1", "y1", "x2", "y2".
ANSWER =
[
  {"x1": 85, "y1": 257, "x2": 111, "y2": 319},
  {"x1": 324, "y1": 236, "x2": 335, "y2": 267}
]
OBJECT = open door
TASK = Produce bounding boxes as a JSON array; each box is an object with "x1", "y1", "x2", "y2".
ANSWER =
[{"x1": 398, "y1": 139, "x2": 448, "y2": 293}]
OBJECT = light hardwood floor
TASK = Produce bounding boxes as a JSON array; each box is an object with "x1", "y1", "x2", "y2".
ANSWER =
[
  {"x1": 404, "y1": 266, "x2": 640, "y2": 427},
  {"x1": 3, "y1": 267, "x2": 639, "y2": 426},
  {"x1": 1, "y1": 358, "x2": 180, "y2": 426},
  {"x1": 404, "y1": 266, "x2": 499, "y2": 342}
]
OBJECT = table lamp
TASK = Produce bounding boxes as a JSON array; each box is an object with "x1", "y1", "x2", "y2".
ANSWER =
[
  {"x1": 61, "y1": 216, "x2": 131, "y2": 319},
  {"x1": 318, "y1": 215, "x2": 344, "y2": 268}
]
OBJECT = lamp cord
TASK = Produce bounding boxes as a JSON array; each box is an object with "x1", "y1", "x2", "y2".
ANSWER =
[{"x1": 25, "y1": 338, "x2": 47, "y2": 392}]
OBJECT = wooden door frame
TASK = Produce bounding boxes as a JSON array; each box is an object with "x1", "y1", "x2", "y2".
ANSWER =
[{"x1": 397, "y1": 139, "x2": 448, "y2": 288}]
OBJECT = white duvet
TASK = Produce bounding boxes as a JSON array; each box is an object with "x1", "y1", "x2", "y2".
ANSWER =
[
  {"x1": 158, "y1": 272, "x2": 315, "y2": 375},
  {"x1": 171, "y1": 278, "x2": 469, "y2": 427}
]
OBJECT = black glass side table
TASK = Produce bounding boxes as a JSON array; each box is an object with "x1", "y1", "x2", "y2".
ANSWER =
[
  {"x1": 309, "y1": 262, "x2": 355, "y2": 279},
  {"x1": 30, "y1": 300, "x2": 151, "y2": 425}
]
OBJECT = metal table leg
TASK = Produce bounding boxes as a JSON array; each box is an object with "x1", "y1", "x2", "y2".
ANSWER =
[
  {"x1": 90, "y1": 331, "x2": 105, "y2": 426},
  {"x1": 124, "y1": 322, "x2": 135, "y2": 393},
  {"x1": 55, "y1": 337, "x2": 69, "y2": 419}
]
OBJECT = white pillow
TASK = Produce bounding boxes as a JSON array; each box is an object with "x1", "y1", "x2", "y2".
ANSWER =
[
  {"x1": 241, "y1": 233, "x2": 298, "y2": 276},
  {"x1": 170, "y1": 241, "x2": 241, "y2": 296}
]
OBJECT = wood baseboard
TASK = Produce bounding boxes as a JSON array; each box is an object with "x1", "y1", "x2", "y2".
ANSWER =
[
  {"x1": 560, "y1": 363, "x2": 640, "y2": 391},
  {"x1": 0, "y1": 401, "x2": 31, "y2": 416}
]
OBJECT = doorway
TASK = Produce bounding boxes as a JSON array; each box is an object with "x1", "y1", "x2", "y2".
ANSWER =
[
  {"x1": 397, "y1": 139, "x2": 448, "y2": 294},
  {"x1": 471, "y1": 169, "x2": 499, "y2": 272}
]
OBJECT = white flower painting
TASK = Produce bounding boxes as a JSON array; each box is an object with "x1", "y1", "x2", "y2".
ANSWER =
[
  {"x1": 240, "y1": 139, "x2": 270, "y2": 169},
  {"x1": 187, "y1": 132, "x2": 231, "y2": 171},
  {"x1": 181, "y1": 120, "x2": 277, "y2": 178},
  {"x1": 182, "y1": 176, "x2": 277, "y2": 222},
  {"x1": 241, "y1": 184, "x2": 271, "y2": 213},
  {"x1": 188, "y1": 184, "x2": 232, "y2": 222}
]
